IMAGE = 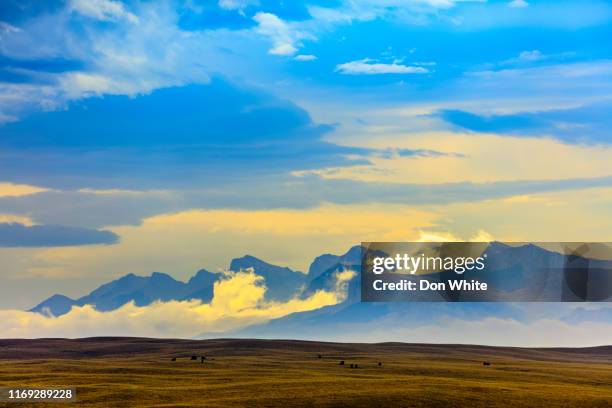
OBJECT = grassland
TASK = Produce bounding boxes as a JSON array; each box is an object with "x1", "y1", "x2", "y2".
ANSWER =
[{"x1": 0, "y1": 338, "x2": 610, "y2": 407}]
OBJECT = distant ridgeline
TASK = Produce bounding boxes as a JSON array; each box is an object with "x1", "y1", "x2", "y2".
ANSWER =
[
  {"x1": 30, "y1": 246, "x2": 362, "y2": 317},
  {"x1": 30, "y1": 243, "x2": 612, "y2": 318},
  {"x1": 361, "y1": 242, "x2": 612, "y2": 302}
]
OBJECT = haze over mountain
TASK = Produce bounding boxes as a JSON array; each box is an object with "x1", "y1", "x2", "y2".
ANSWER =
[
  {"x1": 229, "y1": 243, "x2": 612, "y2": 339},
  {"x1": 229, "y1": 255, "x2": 306, "y2": 301},
  {"x1": 30, "y1": 243, "x2": 611, "y2": 340},
  {"x1": 30, "y1": 269, "x2": 225, "y2": 316},
  {"x1": 30, "y1": 247, "x2": 360, "y2": 317}
]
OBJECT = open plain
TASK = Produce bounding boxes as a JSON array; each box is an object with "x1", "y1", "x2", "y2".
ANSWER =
[{"x1": 0, "y1": 338, "x2": 610, "y2": 407}]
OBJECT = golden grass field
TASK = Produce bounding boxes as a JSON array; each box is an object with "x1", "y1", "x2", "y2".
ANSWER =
[{"x1": 0, "y1": 338, "x2": 610, "y2": 407}]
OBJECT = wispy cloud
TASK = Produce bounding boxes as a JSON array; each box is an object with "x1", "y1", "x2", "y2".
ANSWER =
[
  {"x1": 0, "y1": 183, "x2": 50, "y2": 198},
  {"x1": 308, "y1": 0, "x2": 462, "y2": 25},
  {"x1": 518, "y1": 49, "x2": 543, "y2": 61},
  {"x1": 499, "y1": 50, "x2": 576, "y2": 67},
  {"x1": 218, "y1": 0, "x2": 259, "y2": 12},
  {"x1": 294, "y1": 54, "x2": 317, "y2": 61},
  {"x1": 336, "y1": 58, "x2": 429, "y2": 75},
  {"x1": 0, "y1": 223, "x2": 118, "y2": 248},
  {"x1": 0, "y1": 21, "x2": 21, "y2": 34},
  {"x1": 438, "y1": 100, "x2": 612, "y2": 144},
  {"x1": 69, "y1": 0, "x2": 139, "y2": 24},
  {"x1": 508, "y1": 0, "x2": 529, "y2": 8},
  {"x1": 253, "y1": 12, "x2": 310, "y2": 56},
  {"x1": 294, "y1": 130, "x2": 612, "y2": 184}
]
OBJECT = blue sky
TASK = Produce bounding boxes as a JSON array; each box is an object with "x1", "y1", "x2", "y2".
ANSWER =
[
  {"x1": 0, "y1": 0, "x2": 610, "y2": 190},
  {"x1": 0, "y1": 0, "x2": 611, "y2": 342}
]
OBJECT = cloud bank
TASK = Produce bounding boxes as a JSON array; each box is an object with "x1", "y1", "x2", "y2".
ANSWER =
[
  {"x1": 0, "y1": 270, "x2": 346, "y2": 338},
  {"x1": 0, "y1": 223, "x2": 118, "y2": 247},
  {"x1": 336, "y1": 59, "x2": 429, "y2": 75}
]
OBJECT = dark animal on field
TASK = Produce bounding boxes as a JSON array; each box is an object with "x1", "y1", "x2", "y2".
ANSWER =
[
  {"x1": 354, "y1": 364, "x2": 359, "y2": 368},
  {"x1": 201, "y1": 356, "x2": 205, "y2": 363},
  {"x1": 191, "y1": 356, "x2": 197, "y2": 360},
  {"x1": 483, "y1": 361, "x2": 491, "y2": 366},
  {"x1": 378, "y1": 362, "x2": 382, "y2": 367},
  {"x1": 339, "y1": 361, "x2": 345, "y2": 365},
  {"x1": 317, "y1": 354, "x2": 322, "y2": 359},
  {"x1": 350, "y1": 364, "x2": 354, "y2": 368},
  {"x1": 171, "y1": 358, "x2": 176, "y2": 362}
]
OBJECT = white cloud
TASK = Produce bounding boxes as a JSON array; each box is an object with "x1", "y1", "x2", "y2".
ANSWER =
[
  {"x1": 307, "y1": 0, "x2": 468, "y2": 26},
  {"x1": 518, "y1": 49, "x2": 543, "y2": 61},
  {"x1": 218, "y1": 0, "x2": 259, "y2": 11},
  {"x1": 0, "y1": 21, "x2": 21, "y2": 34},
  {"x1": 253, "y1": 12, "x2": 310, "y2": 56},
  {"x1": 497, "y1": 49, "x2": 578, "y2": 68},
  {"x1": 59, "y1": 72, "x2": 119, "y2": 96},
  {"x1": 0, "y1": 270, "x2": 348, "y2": 338},
  {"x1": 69, "y1": 0, "x2": 139, "y2": 24},
  {"x1": 270, "y1": 43, "x2": 297, "y2": 56},
  {"x1": 510, "y1": 49, "x2": 577, "y2": 66},
  {"x1": 294, "y1": 54, "x2": 317, "y2": 61},
  {"x1": 0, "y1": 0, "x2": 270, "y2": 105},
  {"x1": 336, "y1": 58, "x2": 429, "y2": 75},
  {"x1": 30, "y1": 3, "x2": 261, "y2": 101},
  {"x1": 508, "y1": 0, "x2": 529, "y2": 8}
]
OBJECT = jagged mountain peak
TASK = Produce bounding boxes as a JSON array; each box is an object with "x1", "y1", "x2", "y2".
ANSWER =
[
  {"x1": 29, "y1": 294, "x2": 77, "y2": 316},
  {"x1": 308, "y1": 245, "x2": 361, "y2": 280}
]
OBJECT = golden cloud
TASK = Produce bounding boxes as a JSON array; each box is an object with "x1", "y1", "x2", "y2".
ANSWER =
[
  {"x1": 299, "y1": 132, "x2": 612, "y2": 184},
  {"x1": 0, "y1": 182, "x2": 50, "y2": 197},
  {"x1": 0, "y1": 270, "x2": 348, "y2": 338},
  {"x1": 22, "y1": 204, "x2": 435, "y2": 279}
]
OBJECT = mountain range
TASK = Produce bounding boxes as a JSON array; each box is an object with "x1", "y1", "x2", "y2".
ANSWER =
[
  {"x1": 30, "y1": 243, "x2": 612, "y2": 338},
  {"x1": 30, "y1": 246, "x2": 361, "y2": 317}
]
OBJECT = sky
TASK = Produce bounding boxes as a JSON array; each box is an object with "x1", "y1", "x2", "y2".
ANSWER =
[{"x1": 0, "y1": 0, "x2": 611, "y2": 343}]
